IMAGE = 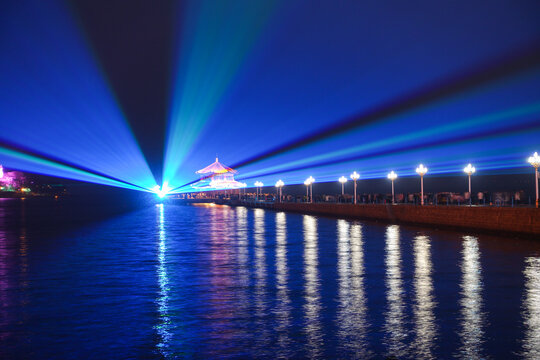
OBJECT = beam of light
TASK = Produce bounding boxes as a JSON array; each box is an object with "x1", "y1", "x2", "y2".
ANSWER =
[
  {"x1": 236, "y1": 117, "x2": 540, "y2": 184},
  {"x1": 232, "y1": 44, "x2": 540, "y2": 170},
  {"x1": 0, "y1": 146, "x2": 147, "y2": 192},
  {"x1": 152, "y1": 182, "x2": 171, "y2": 199},
  {"x1": 239, "y1": 102, "x2": 540, "y2": 179},
  {"x1": 0, "y1": 0, "x2": 156, "y2": 191},
  {"x1": 162, "y1": 0, "x2": 277, "y2": 189}
]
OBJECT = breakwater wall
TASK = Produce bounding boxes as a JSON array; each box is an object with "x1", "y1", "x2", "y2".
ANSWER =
[{"x1": 269, "y1": 203, "x2": 540, "y2": 236}]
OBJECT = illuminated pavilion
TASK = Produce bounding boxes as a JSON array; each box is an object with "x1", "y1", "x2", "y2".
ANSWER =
[{"x1": 191, "y1": 158, "x2": 246, "y2": 190}]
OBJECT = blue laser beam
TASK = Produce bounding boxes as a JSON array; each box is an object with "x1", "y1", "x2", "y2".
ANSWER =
[
  {"x1": 162, "y1": 0, "x2": 278, "y2": 189},
  {"x1": 0, "y1": 0, "x2": 156, "y2": 191}
]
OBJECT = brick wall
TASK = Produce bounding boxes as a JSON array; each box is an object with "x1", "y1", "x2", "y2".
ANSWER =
[{"x1": 273, "y1": 203, "x2": 540, "y2": 236}]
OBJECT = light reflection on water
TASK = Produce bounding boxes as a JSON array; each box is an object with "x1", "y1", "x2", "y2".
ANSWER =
[
  {"x1": 253, "y1": 208, "x2": 270, "y2": 353},
  {"x1": 275, "y1": 212, "x2": 292, "y2": 358},
  {"x1": 411, "y1": 234, "x2": 437, "y2": 357},
  {"x1": 384, "y1": 224, "x2": 408, "y2": 358},
  {"x1": 1, "y1": 201, "x2": 539, "y2": 358},
  {"x1": 155, "y1": 204, "x2": 172, "y2": 357},
  {"x1": 457, "y1": 235, "x2": 485, "y2": 359},
  {"x1": 337, "y1": 220, "x2": 371, "y2": 358},
  {"x1": 522, "y1": 256, "x2": 540, "y2": 359},
  {"x1": 303, "y1": 215, "x2": 323, "y2": 358}
]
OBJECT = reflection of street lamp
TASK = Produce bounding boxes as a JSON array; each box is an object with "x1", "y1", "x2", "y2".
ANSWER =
[
  {"x1": 275, "y1": 179, "x2": 284, "y2": 203},
  {"x1": 463, "y1": 164, "x2": 475, "y2": 206},
  {"x1": 350, "y1": 171, "x2": 360, "y2": 204},
  {"x1": 387, "y1": 171, "x2": 398, "y2": 204},
  {"x1": 528, "y1": 152, "x2": 540, "y2": 208},
  {"x1": 254, "y1": 181, "x2": 263, "y2": 201},
  {"x1": 338, "y1": 176, "x2": 347, "y2": 196},
  {"x1": 304, "y1": 176, "x2": 315, "y2": 203},
  {"x1": 415, "y1": 164, "x2": 428, "y2": 205}
]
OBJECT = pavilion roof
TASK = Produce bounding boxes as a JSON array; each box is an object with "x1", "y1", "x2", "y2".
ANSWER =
[{"x1": 196, "y1": 158, "x2": 238, "y2": 174}]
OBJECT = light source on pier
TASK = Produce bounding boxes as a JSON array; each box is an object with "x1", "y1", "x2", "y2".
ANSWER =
[
  {"x1": 153, "y1": 182, "x2": 171, "y2": 199},
  {"x1": 528, "y1": 152, "x2": 540, "y2": 208},
  {"x1": 304, "y1": 176, "x2": 315, "y2": 203},
  {"x1": 463, "y1": 164, "x2": 476, "y2": 206},
  {"x1": 387, "y1": 171, "x2": 398, "y2": 204},
  {"x1": 350, "y1": 171, "x2": 360, "y2": 204},
  {"x1": 415, "y1": 164, "x2": 428, "y2": 206},
  {"x1": 275, "y1": 179, "x2": 284, "y2": 203},
  {"x1": 254, "y1": 181, "x2": 263, "y2": 201},
  {"x1": 338, "y1": 176, "x2": 347, "y2": 196}
]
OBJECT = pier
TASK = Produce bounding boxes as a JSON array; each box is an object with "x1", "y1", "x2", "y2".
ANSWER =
[{"x1": 177, "y1": 199, "x2": 540, "y2": 237}]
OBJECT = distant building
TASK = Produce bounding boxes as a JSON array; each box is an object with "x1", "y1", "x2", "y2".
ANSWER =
[
  {"x1": 0, "y1": 165, "x2": 26, "y2": 191},
  {"x1": 192, "y1": 158, "x2": 246, "y2": 190}
]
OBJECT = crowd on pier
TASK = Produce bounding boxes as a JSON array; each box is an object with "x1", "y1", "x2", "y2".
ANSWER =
[{"x1": 182, "y1": 189, "x2": 534, "y2": 207}]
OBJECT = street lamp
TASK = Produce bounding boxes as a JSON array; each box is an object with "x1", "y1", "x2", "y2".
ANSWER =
[
  {"x1": 387, "y1": 171, "x2": 398, "y2": 204},
  {"x1": 350, "y1": 171, "x2": 360, "y2": 204},
  {"x1": 304, "y1": 176, "x2": 315, "y2": 203},
  {"x1": 463, "y1": 164, "x2": 475, "y2": 205},
  {"x1": 528, "y1": 152, "x2": 540, "y2": 208},
  {"x1": 338, "y1": 176, "x2": 347, "y2": 198},
  {"x1": 254, "y1": 181, "x2": 263, "y2": 201},
  {"x1": 415, "y1": 164, "x2": 428, "y2": 205},
  {"x1": 275, "y1": 179, "x2": 284, "y2": 203}
]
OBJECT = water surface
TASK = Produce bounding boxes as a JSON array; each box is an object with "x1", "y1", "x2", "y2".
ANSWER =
[{"x1": 1, "y1": 199, "x2": 539, "y2": 358}]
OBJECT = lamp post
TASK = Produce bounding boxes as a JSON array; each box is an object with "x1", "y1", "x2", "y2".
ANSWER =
[
  {"x1": 254, "y1": 181, "x2": 263, "y2": 201},
  {"x1": 275, "y1": 179, "x2": 284, "y2": 203},
  {"x1": 387, "y1": 171, "x2": 398, "y2": 204},
  {"x1": 350, "y1": 171, "x2": 360, "y2": 204},
  {"x1": 463, "y1": 164, "x2": 475, "y2": 206},
  {"x1": 528, "y1": 152, "x2": 540, "y2": 208},
  {"x1": 415, "y1": 164, "x2": 428, "y2": 205},
  {"x1": 304, "y1": 176, "x2": 314, "y2": 203},
  {"x1": 338, "y1": 176, "x2": 347, "y2": 198}
]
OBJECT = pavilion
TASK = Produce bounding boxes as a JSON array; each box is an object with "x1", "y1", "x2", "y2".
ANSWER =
[{"x1": 191, "y1": 158, "x2": 246, "y2": 190}]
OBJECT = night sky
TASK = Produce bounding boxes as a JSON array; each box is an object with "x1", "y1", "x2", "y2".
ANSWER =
[
  {"x1": 1, "y1": 0, "x2": 539, "y2": 192},
  {"x1": 69, "y1": 0, "x2": 176, "y2": 176}
]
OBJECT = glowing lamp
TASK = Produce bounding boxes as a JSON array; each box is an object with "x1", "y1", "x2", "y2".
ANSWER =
[
  {"x1": 528, "y1": 152, "x2": 540, "y2": 208},
  {"x1": 416, "y1": 164, "x2": 428, "y2": 176},
  {"x1": 338, "y1": 175, "x2": 347, "y2": 197},
  {"x1": 350, "y1": 171, "x2": 360, "y2": 204},
  {"x1": 528, "y1": 152, "x2": 540, "y2": 168},
  {"x1": 275, "y1": 179, "x2": 284, "y2": 202},
  {"x1": 416, "y1": 164, "x2": 428, "y2": 205},
  {"x1": 254, "y1": 181, "x2": 263, "y2": 201},
  {"x1": 463, "y1": 163, "x2": 476, "y2": 176},
  {"x1": 387, "y1": 171, "x2": 397, "y2": 204},
  {"x1": 304, "y1": 176, "x2": 315, "y2": 203},
  {"x1": 463, "y1": 164, "x2": 475, "y2": 205},
  {"x1": 387, "y1": 171, "x2": 398, "y2": 181}
]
